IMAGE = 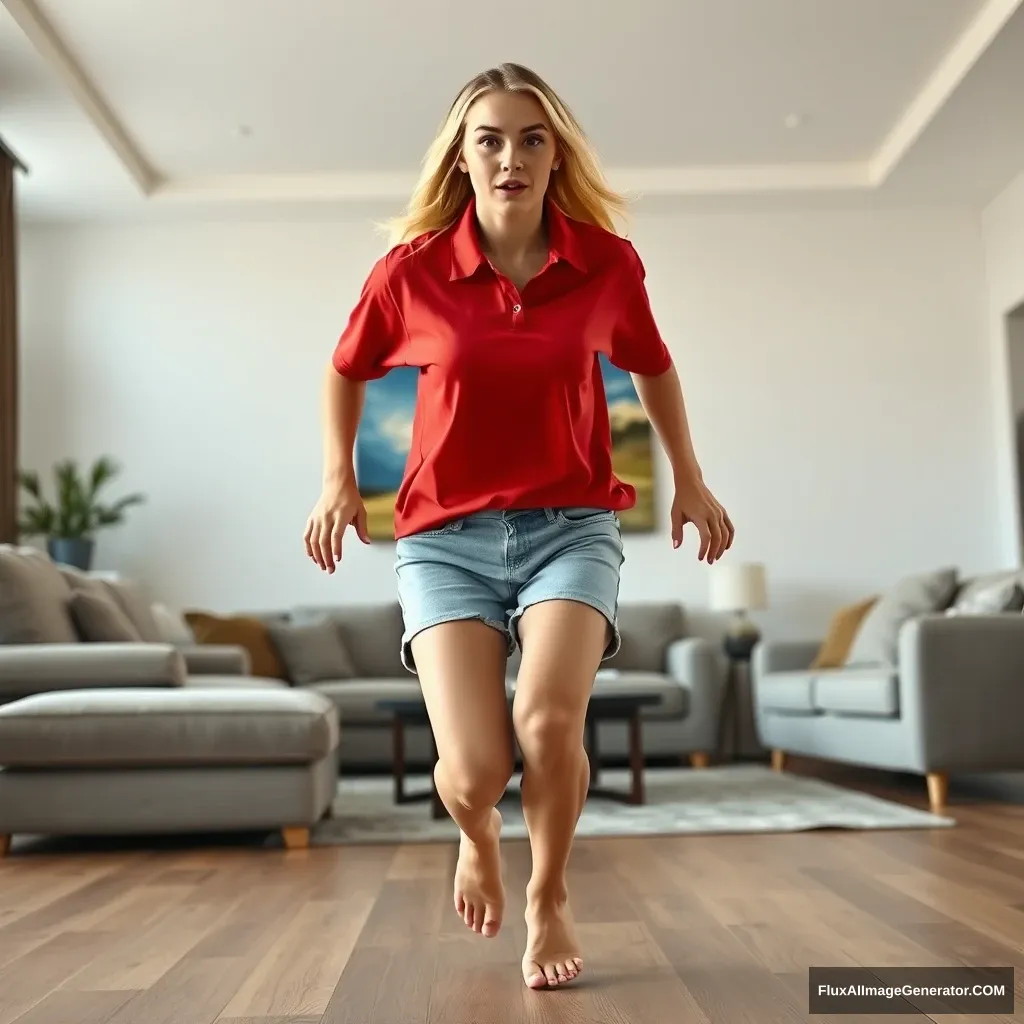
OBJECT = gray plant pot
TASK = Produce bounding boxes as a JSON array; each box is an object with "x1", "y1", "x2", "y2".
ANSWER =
[{"x1": 47, "y1": 537, "x2": 95, "y2": 571}]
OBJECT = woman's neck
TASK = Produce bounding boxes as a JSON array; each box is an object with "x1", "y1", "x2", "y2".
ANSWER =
[{"x1": 475, "y1": 201, "x2": 548, "y2": 266}]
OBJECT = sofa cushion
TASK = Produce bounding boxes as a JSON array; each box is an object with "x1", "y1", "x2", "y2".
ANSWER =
[
  {"x1": 591, "y1": 670, "x2": 689, "y2": 718},
  {"x1": 755, "y1": 671, "x2": 816, "y2": 713},
  {"x1": 267, "y1": 617, "x2": 356, "y2": 684},
  {"x1": 68, "y1": 590, "x2": 142, "y2": 642},
  {"x1": 845, "y1": 567, "x2": 958, "y2": 667},
  {"x1": 0, "y1": 545, "x2": 79, "y2": 644},
  {"x1": 814, "y1": 668, "x2": 899, "y2": 718},
  {"x1": 308, "y1": 677, "x2": 424, "y2": 724},
  {"x1": 0, "y1": 686, "x2": 339, "y2": 767},
  {"x1": 603, "y1": 602, "x2": 686, "y2": 672},
  {"x1": 291, "y1": 603, "x2": 405, "y2": 678}
]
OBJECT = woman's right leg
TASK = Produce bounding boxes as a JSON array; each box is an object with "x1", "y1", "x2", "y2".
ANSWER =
[{"x1": 409, "y1": 620, "x2": 513, "y2": 937}]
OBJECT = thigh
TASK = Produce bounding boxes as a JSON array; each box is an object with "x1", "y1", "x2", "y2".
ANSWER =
[
  {"x1": 510, "y1": 507, "x2": 624, "y2": 663},
  {"x1": 394, "y1": 520, "x2": 511, "y2": 674},
  {"x1": 514, "y1": 598, "x2": 611, "y2": 727},
  {"x1": 410, "y1": 620, "x2": 514, "y2": 775}
]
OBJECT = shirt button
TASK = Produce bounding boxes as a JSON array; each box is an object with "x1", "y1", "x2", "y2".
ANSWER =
[{"x1": 512, "y1": 304, "x2": 522, "y2": 313}]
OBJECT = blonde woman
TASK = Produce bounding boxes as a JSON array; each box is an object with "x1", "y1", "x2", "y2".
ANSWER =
[{"x1": 305, "y1": 63, "x2": 733, "y2": 989}]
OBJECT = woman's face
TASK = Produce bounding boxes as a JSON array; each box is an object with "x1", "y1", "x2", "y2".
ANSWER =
[{"x1": 458, "y1": 90, "x2": 560, "y2": 216}]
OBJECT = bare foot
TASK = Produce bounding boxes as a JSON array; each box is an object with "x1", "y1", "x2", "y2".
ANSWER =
[
  {"x1": 522, "y1": 892, "x2": 583, "y2": 988},
  {"x1": 454, "y1": 807, "x2": 504, "y2": 937}
]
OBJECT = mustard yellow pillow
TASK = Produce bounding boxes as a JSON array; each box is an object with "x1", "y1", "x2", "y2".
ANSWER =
[
  {"x1": 810, "y1": 596, "x2": 879, "y2": 669},
  {"x1": 184, "y1": 611, "x2": 289, "y2": 680}
]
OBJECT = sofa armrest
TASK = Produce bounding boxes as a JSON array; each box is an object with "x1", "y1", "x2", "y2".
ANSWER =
[
  {"x1": 898, "y1": 614, "x2": 1024, "y2": 772},
  {"x1": 665, "y1": 637, "x2": 725, "y2": 752},
  {"x1": 179, "y1": 644, "x2": 251, "y2": 676},
  {"x1": 751, "y1": 639, "x2": 820, "y2": 677},
  {"x1": 0, "y1": 643, "x2": 187, "y2": 701}
]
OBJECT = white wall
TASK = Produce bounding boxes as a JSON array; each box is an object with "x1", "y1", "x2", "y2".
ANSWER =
[
  {"x1": 16, "y1": 206, "x2": 1000, "y2": 641},
  {"x1": 982, "y1": 169, "x2": 1024, "y2": 566}
]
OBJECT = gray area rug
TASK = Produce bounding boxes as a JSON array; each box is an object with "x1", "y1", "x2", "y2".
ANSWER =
[{"x1": 313, "y1": 764, "x2": 954, "y2": 845}]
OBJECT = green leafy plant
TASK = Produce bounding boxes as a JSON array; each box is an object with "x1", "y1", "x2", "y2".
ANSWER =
[{"x1": 17, "y1": 456, "x2": 146, "y2": 540}]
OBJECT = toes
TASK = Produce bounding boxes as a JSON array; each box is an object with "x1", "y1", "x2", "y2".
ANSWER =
[
  {"x1": 543, "y1": 963, "x2": 560, "y2": 986},
  {"x1": 481, "y1": 911, "x2": 501, "y2": 937}
]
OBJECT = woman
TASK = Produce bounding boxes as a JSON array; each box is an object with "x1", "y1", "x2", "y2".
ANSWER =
[{"x1": 304, "y1": 63, "x2": 733, "y2": 989}]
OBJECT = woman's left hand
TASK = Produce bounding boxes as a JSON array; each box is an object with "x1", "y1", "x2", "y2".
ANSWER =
[{"x1": 670, "y1": 472, "x2": 734, "y2": 562}]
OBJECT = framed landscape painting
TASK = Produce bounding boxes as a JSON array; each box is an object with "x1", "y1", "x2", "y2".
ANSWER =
[{"x1": 355, "y1": 356, "x2": 656, "y2": 539}]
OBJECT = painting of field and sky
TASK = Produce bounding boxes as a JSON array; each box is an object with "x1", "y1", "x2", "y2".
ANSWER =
[{"x1": 355, "y1": 356, "x2": 656, "y2": 539}]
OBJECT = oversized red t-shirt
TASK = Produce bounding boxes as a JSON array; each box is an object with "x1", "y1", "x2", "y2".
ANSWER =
[{"x1": 331, "y1": 196, "x2": 672, "y2": 538}]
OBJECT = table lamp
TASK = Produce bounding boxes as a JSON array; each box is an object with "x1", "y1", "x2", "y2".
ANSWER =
[{"x1": 709, "y1": 561, "x2": 768, "y2": 660}]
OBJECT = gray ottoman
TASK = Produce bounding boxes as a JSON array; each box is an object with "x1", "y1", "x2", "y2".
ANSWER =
[{"x1": 0, "y1": 686, "x2": 340, "y2": 856}]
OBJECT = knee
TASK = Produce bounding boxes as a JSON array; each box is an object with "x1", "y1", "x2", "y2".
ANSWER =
[
  {"x1": 513, "y1": 703, "x2": 581, "y2": 766},
  {"x1": 440, "y1": 755, "x2": 514, "y2": 811}
]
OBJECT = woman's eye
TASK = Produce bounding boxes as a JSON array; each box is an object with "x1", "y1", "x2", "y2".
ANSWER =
[
  {"x1": 525, "y1": 135, "x2": 544, "y2": 147},
  {"x1": 479, "y1": 136, "x2": 499, "y2": 148}
]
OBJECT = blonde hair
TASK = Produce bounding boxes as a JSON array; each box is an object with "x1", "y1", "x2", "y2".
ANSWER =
[{"x1": 383, "y1": 63, "x2": 629, "y2": 246}]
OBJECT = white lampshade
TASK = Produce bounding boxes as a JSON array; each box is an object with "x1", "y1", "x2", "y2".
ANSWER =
[{"x1": 709, "y1": 561, "x2": 768, "y2": 612}]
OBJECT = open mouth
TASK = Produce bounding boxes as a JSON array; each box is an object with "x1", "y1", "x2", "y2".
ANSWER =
[{"x1": 496, "y1": 181, "x2": 527, "y2": 193}]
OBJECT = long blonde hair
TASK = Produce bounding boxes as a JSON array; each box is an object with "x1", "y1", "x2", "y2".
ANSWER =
[{"x1": 383, "y1": 63, "x2": 629, "y2": 246}]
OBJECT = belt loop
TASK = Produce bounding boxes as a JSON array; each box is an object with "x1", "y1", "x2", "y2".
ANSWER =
[{"x1": 543, "y1": 507, "x2": 557, "y2": 523}]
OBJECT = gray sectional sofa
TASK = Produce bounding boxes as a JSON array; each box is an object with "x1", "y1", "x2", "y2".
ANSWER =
[
  {"x1": 751, "y1": 566, "x2": 1024, "y2": 813},
  {"x1": 0, "y1": 544, "x2": 722, "y2": 855}
]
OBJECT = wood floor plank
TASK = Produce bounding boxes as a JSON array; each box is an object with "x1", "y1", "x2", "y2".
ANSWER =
[{"x1": 2, "y1": 763, "x2": 1022, "y2": 1023}]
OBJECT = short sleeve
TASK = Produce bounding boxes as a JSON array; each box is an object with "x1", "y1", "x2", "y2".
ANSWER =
[
  {"x1": 609, "y1": 243, "x2": 673, "y2": 376},
  {"x1": 331, "y1": 254, "x2": 408, "y2": 381}
]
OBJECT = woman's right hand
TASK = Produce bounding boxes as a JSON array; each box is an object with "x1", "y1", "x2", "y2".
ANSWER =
[{"x1": 304, "y1": 478, "x2": 370, "y2": 573}]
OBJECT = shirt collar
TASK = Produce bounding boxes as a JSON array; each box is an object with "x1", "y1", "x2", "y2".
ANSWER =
[{"x1": 449, "y1": 194, "x2": 588, "y2": 281}]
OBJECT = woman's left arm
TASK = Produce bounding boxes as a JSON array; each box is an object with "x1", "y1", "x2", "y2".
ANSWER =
[{"x1": 632, "y1": 364, "x2": 735, "y2": 562}]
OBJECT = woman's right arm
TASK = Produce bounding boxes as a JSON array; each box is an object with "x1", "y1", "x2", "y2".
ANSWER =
[{"x1": 304, "y1": 363, "x2": 371, "y2": 573}]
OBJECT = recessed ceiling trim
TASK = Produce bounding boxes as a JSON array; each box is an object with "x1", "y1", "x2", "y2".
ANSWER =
[
  {"x1": 869, "y1": 0, "x2": 1024, "y2": 185},
  {"x1": 1, "y1": 0, "x2": 161, "y2": 194},
  {"x1": 3, "y1": 0, "x2": 1020, "y2": 205}
]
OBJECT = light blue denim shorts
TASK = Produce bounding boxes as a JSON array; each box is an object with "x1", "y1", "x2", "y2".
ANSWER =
[{"x1": 393, "y1": 507, "x2": 625, "y2": 673}]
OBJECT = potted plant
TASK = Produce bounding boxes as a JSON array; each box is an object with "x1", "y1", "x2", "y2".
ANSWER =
[{"x1": 16, "y1": 456, "x2": 146, "y2": 570}]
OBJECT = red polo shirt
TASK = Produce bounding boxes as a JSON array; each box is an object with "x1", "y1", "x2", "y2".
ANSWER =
[{"x1": 332, "y1": 197, "x2": 672, "y2": 538}]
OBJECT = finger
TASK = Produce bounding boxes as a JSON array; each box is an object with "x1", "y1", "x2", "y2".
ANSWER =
[
  {"x1": 671, "y1": 506, "x2": 685, "y2": 549},
  {"x1": 711, "y1": 510, "x2": 726, "y2": 562},
  {"x1": 308, "y1": 521, "x2": 324, "y2": 569},
  {"x1": 330, "y1": 519, "x2": 346, "y2": 564},
  {"x1": 696, "y1": 519, "x2": 711, "y2": 561},
  {"x1": 354, "y1": 505, "x2": 371, "y2": 545},
  {"x1": 303, "y1": 519, "x2": 315, "y2": 560},
  {"x1": 723, "y1": 510, "x2": 736, "y2": 549},
  {"x1": 318, "y1": 519, "x2": 337, "y2": 572},
  {"x1": 707, "y1": 517, "x2": 723, "y2": 563}
]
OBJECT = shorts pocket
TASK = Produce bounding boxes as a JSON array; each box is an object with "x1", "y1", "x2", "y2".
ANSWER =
[
  {"x1": 416, "y1": 518, "x2": 465, "y2": 538},
  {"x1": 554, "y1": 507, "x2": 617, "y2": 529}
]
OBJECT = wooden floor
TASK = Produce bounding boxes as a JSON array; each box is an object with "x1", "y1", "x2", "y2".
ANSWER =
[{"x1": 1, "y1": 761, "x2": 1023, "y2": 1024}]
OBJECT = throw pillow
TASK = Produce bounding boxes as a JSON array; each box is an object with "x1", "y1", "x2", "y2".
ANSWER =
[
  {"x1": 947, "y1": 574, "x2": 1024, "y2": 615},
  {"x1": 844, "y1": 567, "x2": 959, "y2": 667},
  {"x1": 151, "y1": 602, "x2": 196, "y2": 645},
  {"x1": 810, "y1": 596, "x2": 879, "y2": 669},
  {"x1": 184, "y1": 611, "x2": 289, "y2": 680},
  {"x1": 69, "y1": 591, "x2": 142, "y2": 642},
  {"x1": 267, "y1": 618, "x2": 357, "y2": 685},
  {"x1": 0, "y1": 545, "x2": 80, "y2": 643}
]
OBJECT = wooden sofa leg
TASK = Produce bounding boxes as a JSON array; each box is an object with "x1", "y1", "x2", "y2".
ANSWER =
[
  {"x1": 926, "y1": 772, "x2": 948, "y2": 814},
  {"x1": 689, "y1": 752, "x2": 709, "y2": 768},
  {"x1": 0, "y1": 835, "x2": 9, "y2": 858},
  {"x1": 771, "y1": 750, "x2": 786, "y2": 772},
  {"x1": 281, "y1": 826, "x2": 310, "y2": 850}
]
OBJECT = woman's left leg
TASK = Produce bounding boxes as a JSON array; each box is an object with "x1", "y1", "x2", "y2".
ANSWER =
[{"x1": 513, "y1": 597, "x2": 610, "y2": 989}]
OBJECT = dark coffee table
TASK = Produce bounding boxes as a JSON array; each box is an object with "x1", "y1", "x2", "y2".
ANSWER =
[{"x1": 377, "y1": 689, "x2": 662, "y2": 818}]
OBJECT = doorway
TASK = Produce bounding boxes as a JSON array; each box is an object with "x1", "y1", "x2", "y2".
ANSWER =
[{"x1": 1007, "y1": 303, "x2": 1024, "y2": 561}]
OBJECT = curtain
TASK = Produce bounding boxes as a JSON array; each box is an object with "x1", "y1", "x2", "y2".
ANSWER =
[{"x1": 0, "y1": 139, "x2": 23, "y2": 545}]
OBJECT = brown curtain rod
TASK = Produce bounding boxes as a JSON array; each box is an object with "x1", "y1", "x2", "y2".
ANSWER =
[{"x1": 0, "y1": 137, "x2": 28, "y2": 175}]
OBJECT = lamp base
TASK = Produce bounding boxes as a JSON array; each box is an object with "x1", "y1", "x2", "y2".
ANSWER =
[{"x1": 723, "y1": 612, "x2": 760, "y2": 661}]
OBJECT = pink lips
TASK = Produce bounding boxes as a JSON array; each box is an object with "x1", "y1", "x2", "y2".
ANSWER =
[{"x1": 496, "y1": 180, "x2": 527, "y2": 193}]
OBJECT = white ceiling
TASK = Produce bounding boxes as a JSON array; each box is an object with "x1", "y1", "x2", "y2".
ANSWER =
[{"x1": 1, "y1": 0, "x2": 1023, "y2": 220}]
